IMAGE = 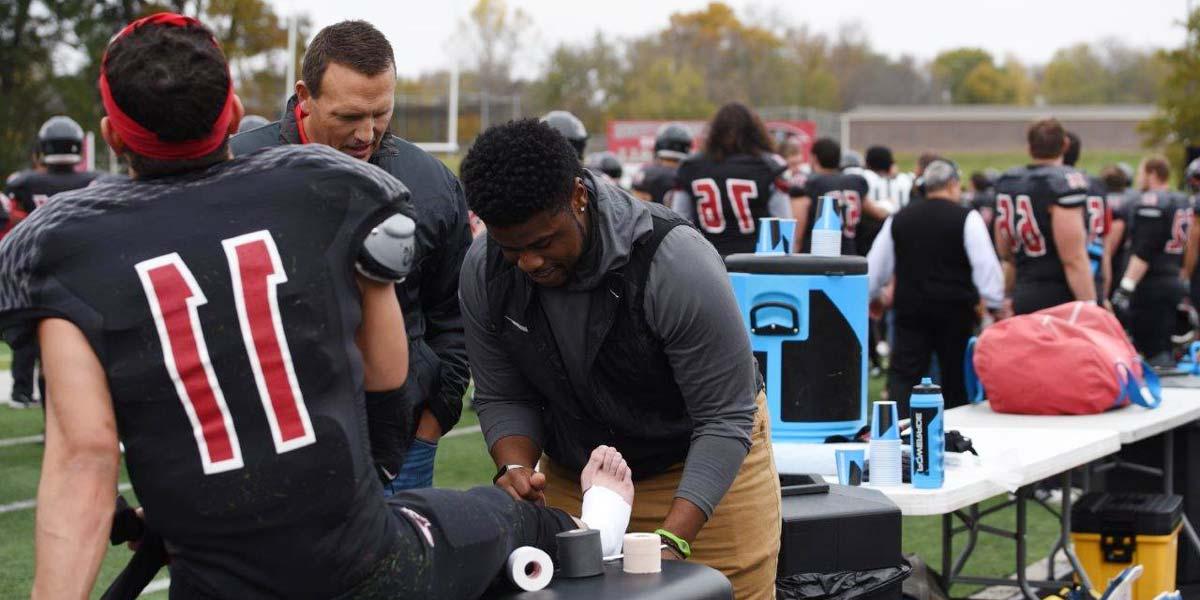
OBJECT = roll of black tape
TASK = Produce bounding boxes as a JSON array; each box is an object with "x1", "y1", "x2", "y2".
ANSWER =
[{"x1": 555, "y1": 528, "x2": 603, "y2": 578}]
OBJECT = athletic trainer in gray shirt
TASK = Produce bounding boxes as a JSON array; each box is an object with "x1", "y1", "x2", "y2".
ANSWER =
[{"x1": 457, "y1": 120, "x2": 780, "y2": 592}]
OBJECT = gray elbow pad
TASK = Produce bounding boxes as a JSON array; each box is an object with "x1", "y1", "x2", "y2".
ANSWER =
[{"x1": 357, "y1": 213, "x2": 417, "y2": 283}]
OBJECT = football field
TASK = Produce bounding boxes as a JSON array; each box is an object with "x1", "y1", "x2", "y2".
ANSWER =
[{"x1": 0, "y1": 372, "x2": 1063, "y2": 598}]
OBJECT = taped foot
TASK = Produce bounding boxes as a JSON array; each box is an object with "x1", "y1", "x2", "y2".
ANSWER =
[{"x1": 579, "y1": 446, "x2": 634, "y2": 555}]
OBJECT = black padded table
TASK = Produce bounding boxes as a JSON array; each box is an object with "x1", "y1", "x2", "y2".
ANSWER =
[{"x1": 487, "y1": 559, "x2": 732, "y2": 599}]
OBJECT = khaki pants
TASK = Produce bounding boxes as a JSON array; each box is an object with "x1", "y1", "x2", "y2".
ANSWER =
[{"x1": 541, "y1": 392, "x2": 781, "y2": 600}]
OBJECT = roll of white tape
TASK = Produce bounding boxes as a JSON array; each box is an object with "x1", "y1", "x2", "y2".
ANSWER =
[
  {"x1": 506, "y1": 546, "x2": 554, "y2": 591},
  {"x1": 622, "y1": 533, "x2": 662, "y2": 574}
]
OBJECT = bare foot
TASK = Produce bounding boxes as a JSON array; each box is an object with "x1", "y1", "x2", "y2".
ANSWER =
[{"x1": 580, "y1": 445, "x2": 634, "y2": 505}]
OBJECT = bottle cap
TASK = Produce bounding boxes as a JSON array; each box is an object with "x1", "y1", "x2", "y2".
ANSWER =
[{"x1": 913, "y1": 377, "x2": 941, "y2": 394}]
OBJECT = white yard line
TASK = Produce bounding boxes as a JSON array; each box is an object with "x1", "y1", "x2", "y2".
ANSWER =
[
  {"x1": 0, "y1": 482, "x2": 131, "y2": 514},
  {"x1": 140, "y1": 578, "x2": 171, "y2": 596},
  {"x1": 444, "y1": 424, "x2": 481, "y2": 439},
  {"x1": 0, "y1": 434, "x2": 42, "y2": 447}
]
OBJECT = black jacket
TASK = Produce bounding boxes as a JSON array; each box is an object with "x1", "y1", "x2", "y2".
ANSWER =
[{"x1": 230, "y1": 96, "x2": 471, "y2": 464}]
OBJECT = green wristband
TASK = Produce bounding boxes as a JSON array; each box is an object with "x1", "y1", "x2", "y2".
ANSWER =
[{"x1": 655, "y1": 528, "x2": 692, "y2": 559}]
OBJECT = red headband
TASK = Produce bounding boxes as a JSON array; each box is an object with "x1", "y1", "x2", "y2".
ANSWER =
[{"x1": 99, "y1": 13, "x2": 236, "y2": 160}]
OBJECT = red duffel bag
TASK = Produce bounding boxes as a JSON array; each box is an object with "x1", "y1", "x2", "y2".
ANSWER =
[{"x1": 964, "y1": 301, "x2": 1161, "y2": 415}]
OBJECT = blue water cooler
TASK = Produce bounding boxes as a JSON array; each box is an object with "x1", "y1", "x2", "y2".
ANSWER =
[{"x1": 727, "y1": 253, "x2": 869, "y2": 443}]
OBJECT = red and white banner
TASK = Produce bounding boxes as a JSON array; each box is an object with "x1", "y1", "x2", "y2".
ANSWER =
[{"x1": 606, "y1": 119, "x2": 816, "y2": 165}]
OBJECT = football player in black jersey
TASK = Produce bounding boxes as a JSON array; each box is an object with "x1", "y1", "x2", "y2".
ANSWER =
[
  {"x1": 585, "y1": 151, "x2": 623, "y2": 185},
  {"x1": 967, "y1": 171, "x2": 998, "y2": 236},
  {"x1": 632, "y1": 122, "x2": 692, "y2": 204},
  {"x1": 1183, "y1": 158, "x2": 1200, "y2": 310},
  {"x1": 792, "y1": 137, "x2": 878, "y2": 255},
  {"x1": 542, "y1": 110, "x2": 588, "y2": 159},
  {"x1": 2, "y1": 15, "x2": 632, "y2": 599},
  {"x1": 5, "y1": 117, "x2": 100, "y2": 220},
  {"x1": 1064, "y1": 131, "x2": 1112, "y2": 299},
  {"x1": 672, "y1": 102, "x2": 793, "y2": 257},
  {"x1": 3, "y1": 116, "x2": 100, "y2": 408},
  {"x1": 1102, "y1": 164, "x2": 1137, "y2": 302},
  {"x1": 993, "y1": 119, "x2": 1096, "y2": 314},
  {"x1": 1112, "y1": 157, "x2": 1192, "y2": 366}
]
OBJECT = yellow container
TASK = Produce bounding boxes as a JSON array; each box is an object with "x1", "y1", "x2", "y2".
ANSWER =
[{"x1": 1071, "y1": 525, "x2": 1180, "y2": 600}]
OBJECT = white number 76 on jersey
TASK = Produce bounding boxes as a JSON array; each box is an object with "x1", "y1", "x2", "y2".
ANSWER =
[{"x1": 136, "y1": 230, "x2": 314, "y2": 475}]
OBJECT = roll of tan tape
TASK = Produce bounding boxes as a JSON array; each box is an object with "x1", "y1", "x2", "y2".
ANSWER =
[{"x1": 622, "y1": 533, "x2": 662, "y2": 574}]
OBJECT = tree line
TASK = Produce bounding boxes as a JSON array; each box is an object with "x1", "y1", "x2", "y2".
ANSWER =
[
  {"x1": 0, "y1": 0, "x2": 1192, "y2": 177},
  {"x1": 0, "y1": 0, "x2": 308, "y2": 176}
]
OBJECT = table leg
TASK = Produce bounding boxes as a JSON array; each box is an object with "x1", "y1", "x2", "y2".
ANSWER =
[
  {"x1": 1165, "y1": 429, "x2": 1175, "y2": 496},
  {"x1": 1159, "y1": 430, "x2": 1200, "y2": 559},
  {"x1": 1015, "y1": 486, "x2": 1038, "y2": 600},
  {"x1": 941, "y1": 513, "x2": 953, "y2": 593},
  {"x1": 1060, "y1": 471, "x2": 1093, "y2": 593},
  {"x1": 1183, "y1": 515, "x2": 1200, "y2": 557}
]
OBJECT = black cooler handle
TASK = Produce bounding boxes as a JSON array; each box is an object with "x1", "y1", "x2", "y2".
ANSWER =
[{"x1": 750, "y1": 302, "x2": 800, "y2": 336}]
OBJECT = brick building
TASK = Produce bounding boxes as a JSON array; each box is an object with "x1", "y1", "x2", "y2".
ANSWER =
[{"x1": 841, "y1": 105, "x2": 1154, "y2": 153}]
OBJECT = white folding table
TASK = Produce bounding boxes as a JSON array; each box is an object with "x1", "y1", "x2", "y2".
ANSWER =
[
  {"x1": 943, "y1": 389, "x2": 1200, "y2": 589},
  {"x1": 776, "y1": 426, "x2": 1121, "y2": 598}
]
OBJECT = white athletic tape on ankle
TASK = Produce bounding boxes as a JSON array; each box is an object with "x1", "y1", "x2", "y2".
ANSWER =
[{"x1": 581, "y1": 485, "x2": 632, "y2": 556}]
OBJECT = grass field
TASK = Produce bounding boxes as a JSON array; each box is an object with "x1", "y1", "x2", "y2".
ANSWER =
[
  {"x1": 0, "y1": 373, "x2": 1062, "y2": 599},
  {"x1": 892, "y1": 150, "x2": 1148, "y2": 183}
]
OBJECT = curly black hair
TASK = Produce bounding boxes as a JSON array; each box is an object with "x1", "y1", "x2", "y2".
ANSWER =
[
  {"x1": 460, "y1": 118, "x2": 583, "y2": 227},
  {"x1": 104, "y1": 18, "x2": 230, "y2": 176}
]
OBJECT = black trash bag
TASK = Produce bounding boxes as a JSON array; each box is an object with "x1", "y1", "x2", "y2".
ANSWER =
[
  {"x1": 900, "y1": 554, "x2": 948, "y2": 600},
  {"x1": 776, "y1": 564, "x2": 912, "y2": 600}
]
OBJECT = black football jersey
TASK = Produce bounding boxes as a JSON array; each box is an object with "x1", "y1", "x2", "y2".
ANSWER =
[
  {"x1": 1129, "y1": 189, "x2": 1192, "y2": 280},
  {"x1": 993, "y1": 164, "x2": 1091, "y2": 287},
  {"x1": 969, "y1": 189, "x2": 998, "y2": 239},
  {"x1": 0, "y1": 145, "x2": 412, "y2": 597},
  {"x1": 632, "y1": 162, "x2": 678, "y2": 205},
  {"x1": 1110, "y1": 189, "x2": 1138, "y2": 224},
  {"x1": 1082, "y1": 174, "x2": 1109, "y2": 245},
  {"x1": 797, "y1": 171, "x2": 871, "y2": 255},
  {"x1": 4, "y1": 168, "x2": 100, "y2": 214},
  {"x1": 674, "y1": 152, "x2": 788, "y2": 256}
]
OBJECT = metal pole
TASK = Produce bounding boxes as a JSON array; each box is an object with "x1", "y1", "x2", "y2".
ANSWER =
[
  {"x1": 284, "y1": 13, "x2": 297, "y2": 109},
  {"x1": 448, "y1": 61, "x2": 460, "y2": 150},
  {"x1": 481, "y1": 90, "x2": 490, "y2": 132}
]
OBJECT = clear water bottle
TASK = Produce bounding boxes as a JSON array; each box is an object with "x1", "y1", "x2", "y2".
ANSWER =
[
  {"x1": 810, "y1": 195, "x2": 842, "y2": 256},
  {"x1": 910, "y1": 378, "x2": 945, "y2": 489}
]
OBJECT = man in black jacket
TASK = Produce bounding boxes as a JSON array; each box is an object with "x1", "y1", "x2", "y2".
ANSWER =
[
  {"x1": 868, "y1": 160, "x2": 1004, "y2": 416},
  {"x1": 231, "y1": 20, "x2": 471, "y2": 493}
]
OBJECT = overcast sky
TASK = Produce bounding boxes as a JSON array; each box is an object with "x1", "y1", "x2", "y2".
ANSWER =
[{"x1": 276, "y1": 0, "x2": 1189, "y2": 77}]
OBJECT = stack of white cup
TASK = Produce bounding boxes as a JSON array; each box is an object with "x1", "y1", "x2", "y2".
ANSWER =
[
  {"x1": 810, "y1": 228, "x2": 842, "y2": 257},
  {"x1": 869, "y1": 400, "x2": 903, "y2": 487}
]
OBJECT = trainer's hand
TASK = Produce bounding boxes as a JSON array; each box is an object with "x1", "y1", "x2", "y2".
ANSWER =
[{"x1": 495, "y1": 467, "x2": 546, "y2": 504}]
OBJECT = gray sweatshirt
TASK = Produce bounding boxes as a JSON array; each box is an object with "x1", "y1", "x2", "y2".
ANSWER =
[{"x1": 459, "y1": 178, "x2": 759, "y2": 518}]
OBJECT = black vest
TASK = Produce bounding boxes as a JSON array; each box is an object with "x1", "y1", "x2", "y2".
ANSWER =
[
  {"x1": 484, "y1": 204, "x2": 692, "y2": 479},
  {"x1": 891, "y1": 198, "x2": 978, "y2": 314}
]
